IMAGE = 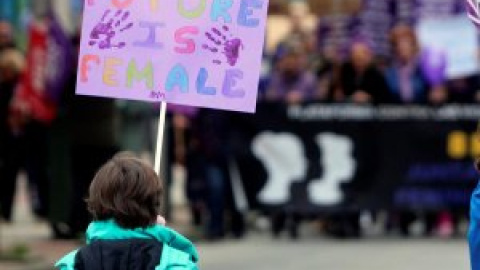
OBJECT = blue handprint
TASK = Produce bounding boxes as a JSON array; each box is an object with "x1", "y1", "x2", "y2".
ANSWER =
[
  {"x1": 89, "y1": 9, "x2": 133, "y2": 50},
  {"x1": 202, "y1": 26, "x2": 244, "y2": 66}
]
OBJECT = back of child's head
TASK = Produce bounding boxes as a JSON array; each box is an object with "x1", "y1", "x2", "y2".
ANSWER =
[{"x1": 86, "y1": 153, "x2": 163, "y2": 229}]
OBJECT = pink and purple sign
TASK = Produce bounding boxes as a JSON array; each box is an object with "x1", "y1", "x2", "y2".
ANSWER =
[{"x1": 77, "y1": 0, "x2": 269, "y2": 113}]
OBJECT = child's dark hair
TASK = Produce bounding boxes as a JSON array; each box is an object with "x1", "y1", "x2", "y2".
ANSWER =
[{"x1": 86, "y1": 154, "x2": 162, "y2": 229}]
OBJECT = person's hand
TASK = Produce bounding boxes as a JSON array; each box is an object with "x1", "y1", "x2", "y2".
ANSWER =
[
  {"x1": 475, "y1": 91, "x2": 480, "y2": 103},
  {"x1": 333, "y1": 88, "x2": 345, "y2": 102},
  {"x1": 173, "y1": 114, "x2": 189, "y2": 130},
  {"x1": 8, "y1": 108, "x2": 29, "y2": 134},
  {"x1": 157, "y1": 215, "x2": 166, "y2": 226},
  {"x1": 175, "y1": 145, "x2": 186, "y2": 165},
  {"x1": 286, "y1": 91, "x2": 303, "y2": 105},
  {"x1": 351, "y1": 91, "x2": 371, "y2": 104},
  {"x1": 315, "y1": 79, "x2": 330, "y2": 101},
  {"x1": 429, "y1": 86, "x2": 448, "y2": 105}
]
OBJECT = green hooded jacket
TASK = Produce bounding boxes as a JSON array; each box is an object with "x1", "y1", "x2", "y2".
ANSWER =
[{"x1": 55, "y1": 220, "x2": 199, "y2": 270}]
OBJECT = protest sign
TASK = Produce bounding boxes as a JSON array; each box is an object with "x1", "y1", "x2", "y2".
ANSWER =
[
  {"x1": 77, "y1": 0, "x2": 269, "y2": 113},
  {"x1": 417, "y1": 15, "x2": 479, "y2": 79}
]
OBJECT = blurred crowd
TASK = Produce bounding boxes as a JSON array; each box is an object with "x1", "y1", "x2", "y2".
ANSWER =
[
  {"x1": 257, "y1": 1, "x2": 474, "y2": 239},
  {"x1": 0, "y1": 0, "x2": 477, "y2": 242},
  {"x1": 259, "y1": 1, "x2": 478, "y2": 106}
]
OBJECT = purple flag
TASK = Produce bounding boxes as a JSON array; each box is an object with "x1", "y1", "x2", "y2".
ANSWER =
[
  {"x1": 45, "y1": 12, "x2": 74, "y2": 103},
  {"x1": 420, "y1": 48, "x2": 447, "y2": 86}
]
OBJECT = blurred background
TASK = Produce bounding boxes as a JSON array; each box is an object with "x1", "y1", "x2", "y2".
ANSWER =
[{"x1": 0, "y1": 0, "x2": 476, "y2": 269}]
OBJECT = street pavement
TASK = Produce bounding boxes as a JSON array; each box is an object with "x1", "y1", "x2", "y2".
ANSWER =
[
  {"x1": 0, "y1": 176, "x2": 472, "y2": 270},
  {"x1": 1, "y1": 219, "x2": 470, "y2": 270},
  {"x1": 1, "y1": 224, "x2": 470, "y2": 270},
  {"x1": 199, "y1": 236, "x2": 469, "y2": 270}
]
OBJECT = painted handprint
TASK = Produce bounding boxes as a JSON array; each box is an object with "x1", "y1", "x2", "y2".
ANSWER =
[
  {"x1": 202, "y1": 26, "x2": 244, "y2": 66},
  {"x1": 89, "y1": 9, "x2": 133, "y2": 50}
]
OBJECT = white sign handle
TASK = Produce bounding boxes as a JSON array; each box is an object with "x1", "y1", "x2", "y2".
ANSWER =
[{"x1": 154, "y1": 101, "x2": 168, "y2": 175}]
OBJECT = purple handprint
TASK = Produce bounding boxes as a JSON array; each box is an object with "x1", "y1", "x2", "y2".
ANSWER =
[
  {"x1": 89, "y1": 9, "x2": 133, "y2": 50},
  {"x1": 202, "y1": 26, "x2": 244, "y2": 66}
]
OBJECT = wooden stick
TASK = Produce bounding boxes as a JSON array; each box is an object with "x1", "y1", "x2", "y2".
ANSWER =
[{"x1": 154, "y1": 101, "x2": 168, "y2": 175}]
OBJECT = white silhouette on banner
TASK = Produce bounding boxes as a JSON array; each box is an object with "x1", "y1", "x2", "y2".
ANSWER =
[
  {"x1": 252, "y1": 132, "x2": 307, "y2": 205},
  {"x1": 253, "y1": 132, "x2": 356, "y2": 206},
  {"x1": 308, "y1": 133, "x2": 356, "y2": 205}
]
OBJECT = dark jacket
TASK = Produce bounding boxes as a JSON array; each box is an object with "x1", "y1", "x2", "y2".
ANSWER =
[
  {"x1": 0, "y1": 80, "x2": 16, "y2": 139},
  {"x1": 56, "y1": 220, "x2": 199, "y2": 270},
  {"x1": 385, "y1": 63, "x2": 429, "y2": 104},
  {"x1": 339, "y1": 62, "x2": 390, "y2": 104}
]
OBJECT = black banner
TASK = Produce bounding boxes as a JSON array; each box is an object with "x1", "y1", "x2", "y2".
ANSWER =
[{"x1": 233, "y1": 104, "x2": 479, "y2": 213}]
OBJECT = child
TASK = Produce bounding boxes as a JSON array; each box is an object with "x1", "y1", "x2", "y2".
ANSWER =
[{"x1": 56, "y1": 155, "x2": 199, "y2": 270}]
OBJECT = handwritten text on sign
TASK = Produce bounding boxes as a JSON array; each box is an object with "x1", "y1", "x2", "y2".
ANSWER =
[{"x1": 78, "y1": 0, "x2": 269, "y2": 113}]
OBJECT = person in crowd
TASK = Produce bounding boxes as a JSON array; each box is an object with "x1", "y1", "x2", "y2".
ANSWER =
[
  {"x1": 307, "y1": 34, "x2": 338, "y2": 102},
  {"x1": 69, "y1": 34, "x2": 120, "y2": 235},
  {"x1": 385, "y1": 25, "x2": 451, "y2": 237},
  {"x1": 6, "y1": 19, "x2": 59, "y2": 219},
  {"x1": 335, "y1": 38, "x2": 390, "y2": 104},
  {"x1": 0, "y1": 21, "x2": 15, "y2": 50},
  {"x1": 45, "y1": 34, "x2": 120, "y2": 238},
  {"x1": 385, "y1": 25, "x2": 448, "y2": 105},
  {"x1": 187, "y1": 109, "x2": 245, "y2": 240},
  {"x1": 0, "y1": 47, "x2": 25, "y2": 221},
  {"x1": 163, "y1": 106, "x2": 202, "y2": 229},
  {"x1": 265, "y1": 40, "x2": 318, "y2": 104},
  {"x1": 155, "y1": 105, "x2": 198, "y2": 224},
  {"x1": 56, "y1": 154, "x2": 199, "y2": 270},
  {"x1": 0, "y1": 20, "x2": 20, "y2": 221}
]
